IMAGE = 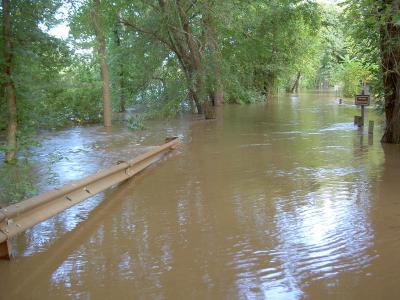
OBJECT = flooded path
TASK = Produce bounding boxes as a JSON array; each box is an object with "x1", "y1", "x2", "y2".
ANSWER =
[{"x1": 1, "y1": 91, "x2": 400, "y2": 299}]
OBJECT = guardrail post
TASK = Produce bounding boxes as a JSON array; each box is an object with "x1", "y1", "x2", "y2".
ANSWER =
[
  {"x1": 0, "y1": 239, "x2": 12, "y2": 260},
  {"x1": 0, "y1": 214, "x2": 11, "y2": 259}
]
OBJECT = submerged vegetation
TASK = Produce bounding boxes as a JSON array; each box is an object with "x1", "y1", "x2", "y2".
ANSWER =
[{"x1": 0, "y1": 0, "x2": 400, "y2": 199}]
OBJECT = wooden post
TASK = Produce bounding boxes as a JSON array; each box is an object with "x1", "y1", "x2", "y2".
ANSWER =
[
  {"x1": 359, "y1": 87, "x2": 366, "y2": 127},
  {"x1": 368, "y1": 120, "x2": 374, "y2": 135},
  {"x1": 0, "y1": 240, "x2": 12, "y2": 260},
  {"x1": 368, "y1": 134, "x2": 374, "y2": 146},
  {"x1": 354, "y1": 116, "x2": 362, "y2": 126},
  {"x1": 360, "y1": 105, "x2": 365, "y2": 127}
]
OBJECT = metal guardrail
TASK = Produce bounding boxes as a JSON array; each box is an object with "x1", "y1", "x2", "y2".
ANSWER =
[{"x1": 0, "y1": 137, "x2": 180, "y2": 259}]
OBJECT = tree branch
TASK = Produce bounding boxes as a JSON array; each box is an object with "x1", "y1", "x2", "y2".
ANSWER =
[{"x1": 120, "y1": 19, "x2": 172, "y2": 49}]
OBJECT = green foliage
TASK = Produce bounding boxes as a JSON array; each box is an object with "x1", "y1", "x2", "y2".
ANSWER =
[
  {"x1": 0, "y1": 160, "x2": 37, "y2": 204},
  {"x1": 0, "y1": 149, "x2": 68, "y2": 203},
  {"x1": 223, "y1": 72, "x2": 265, "y2": 104},
  {"x1": 337, "y1": 56, "x2": 372, "y2": 97},
  {"x1": 46, "y1": 56, "x2": 103, "y2": 126},
  {"x1": 140, "y1": 79, "x2": 190, "y2": 118},
  {"x1": 3, "y1": 0, "x2": 390, "y2": 160},
  {"x1": 220, "y1": 0, "x2": 322, "y2": 100},
  {"x1": 314, "y1": 4, "x2": 345, "y2": 87},
  {"x1": 340, "y1": 0, "x2": 383, "y2": 100},
  {"x1": 127, "y1": 114, "x2": 145, "y2": 130}
]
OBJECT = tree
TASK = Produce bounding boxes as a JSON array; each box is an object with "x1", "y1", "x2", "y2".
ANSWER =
[
  {"x1": 314, "y1": 4, "x2": 345, "y2": 89},
  {"x1": 0, "y1": 0, "x2": 76, "y2": 161},
  {"x1": 120, "y1": 0, "x2": 224, "y2": 119},
  {"x1": 203, "y1": 0, "x2": 224, "y2": 106},
  {"x1": 113, "y1": 16, "x2": 126, "y2": 113},
  {"x1": 220, "y1": 0, "x2": 321, "y2": 102},
  {"x1": 2, "y1": 0, "x2": 17, "y2": 163},
  {"x1": 343, "y1": 0, "x2": 400, "y2": 143},
  {"x1": 380, "y1": 0, "x2": 400, "y2": 143},
  {"x1": 91, "y1": 0, "x2": 112, "y2": 127}
]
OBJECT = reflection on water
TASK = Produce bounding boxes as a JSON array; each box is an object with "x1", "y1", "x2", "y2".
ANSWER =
[{"x1": 1, "y1": 91, "x2": 400, "y2": 299}]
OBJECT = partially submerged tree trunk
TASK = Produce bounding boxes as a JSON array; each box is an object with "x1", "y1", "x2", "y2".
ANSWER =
[
  {"x1": 204, "y1": 4, "x2": 224, "y2": 107},
  {"x1": 291, "y1": 72, "x2": 301, "y2": 94},
  {"x1": 381, "y1": 0, "x2": 400, "y2": 143},
  {"x1": 92, "y1": 0, "x2": 112, "y2": 127},
  {"x1": 123, "y1": 0, "x2": 222, "y2": 119},
  {"x1": 2, "y1": 0, "x2": 17, "y2": 163},
  {"x1": 176, "y1": 0, "x2": 213, "y2": 118},
  {"x1": 114, "y1": 26, "x2": 125, "y2": 113},
  {"x1": 266, "y1": 74, "x2": 277, "y2": 100}
]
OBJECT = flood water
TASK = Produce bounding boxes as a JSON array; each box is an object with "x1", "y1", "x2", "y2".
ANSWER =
[{"x1": 1, "y1": 91, "x2": 400, "y2": 299}]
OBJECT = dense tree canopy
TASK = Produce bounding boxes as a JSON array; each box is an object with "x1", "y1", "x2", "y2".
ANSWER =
[{"x1": 1, "y1": 0, "x2": 400, "y2": 163}]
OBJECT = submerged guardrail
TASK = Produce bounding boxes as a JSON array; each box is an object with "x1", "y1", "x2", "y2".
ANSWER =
[{"x1": 0, "y1": 137, "x2": 180, "y2": 259}]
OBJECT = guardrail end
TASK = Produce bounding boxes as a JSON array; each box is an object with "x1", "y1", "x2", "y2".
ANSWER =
[
  {"x1": 0, "y1": 239, "x2": 13, "y2": 260},
  {"x1": 165, "y1": 136, "x2": 178, "y2": 143},
  {"x1": 0, "y1": 137, "x2": 180, "y2": 259},
  {"x1": 165, "y1": 137, "x2": 179, "y2": 150}
]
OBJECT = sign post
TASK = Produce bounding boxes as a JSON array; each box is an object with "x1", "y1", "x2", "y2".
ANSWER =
[{"x1": 355, "y1": 84, "x2": 370, "y2": 127}]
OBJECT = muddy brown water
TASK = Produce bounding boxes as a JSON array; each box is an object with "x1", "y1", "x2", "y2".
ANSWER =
[{"x1": 1, "y1": 91, "x2": 400, "y2": 299}]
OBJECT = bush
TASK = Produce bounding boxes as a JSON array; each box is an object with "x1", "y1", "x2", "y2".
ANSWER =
[
  {"x1": 127, "y1": 114, "x2": 145, "y2": 130},
  {"x1": 0, "y1": 160, "x2": 37, "y2": 204},
  {"x1": 338, "y1": 57, "x2": 372, "y2": 97}
]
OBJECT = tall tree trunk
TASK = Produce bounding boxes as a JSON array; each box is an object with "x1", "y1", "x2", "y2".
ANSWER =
[
  {"x1": 2, "y1": 0, "x2": 17, "y2": 163},
  {"x1": 381, "y1": 0, "x2": 400, "y2": 143},
  {"x1": 182, "y1": 65, "x2": 203, "y2": 114},
  {"x1": 130, "y1": 1, "x2": 208, "y2": 116},
  {"x1": 204, "y1": 4, "x2": 224, "y2": 107},
  {"x1": 0, "y1": 87, "x2": 4, "y2": 127},
  {"x1": 92, "y1": 0, "x2": 112, "y2": 127},
  {"x1": 114, "y1": 27, "x2": 125, "y2": 113},
  {"x1": 266, "y1": 74, "x2": 277, "y2": 100},
  {"x1": 176, "y1": 0, "x2": 210, "y2": 117},
  {"x1": 291, "y1": 72, "x2": 301, "y2": 94},
  {"x1": 189, "y1": 88, "x2": 203, "y2": 114}
]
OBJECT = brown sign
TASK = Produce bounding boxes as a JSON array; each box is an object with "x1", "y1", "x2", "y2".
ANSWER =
[{"x1": 355, "y1": 95, "x2": 370, "y2": 106}]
